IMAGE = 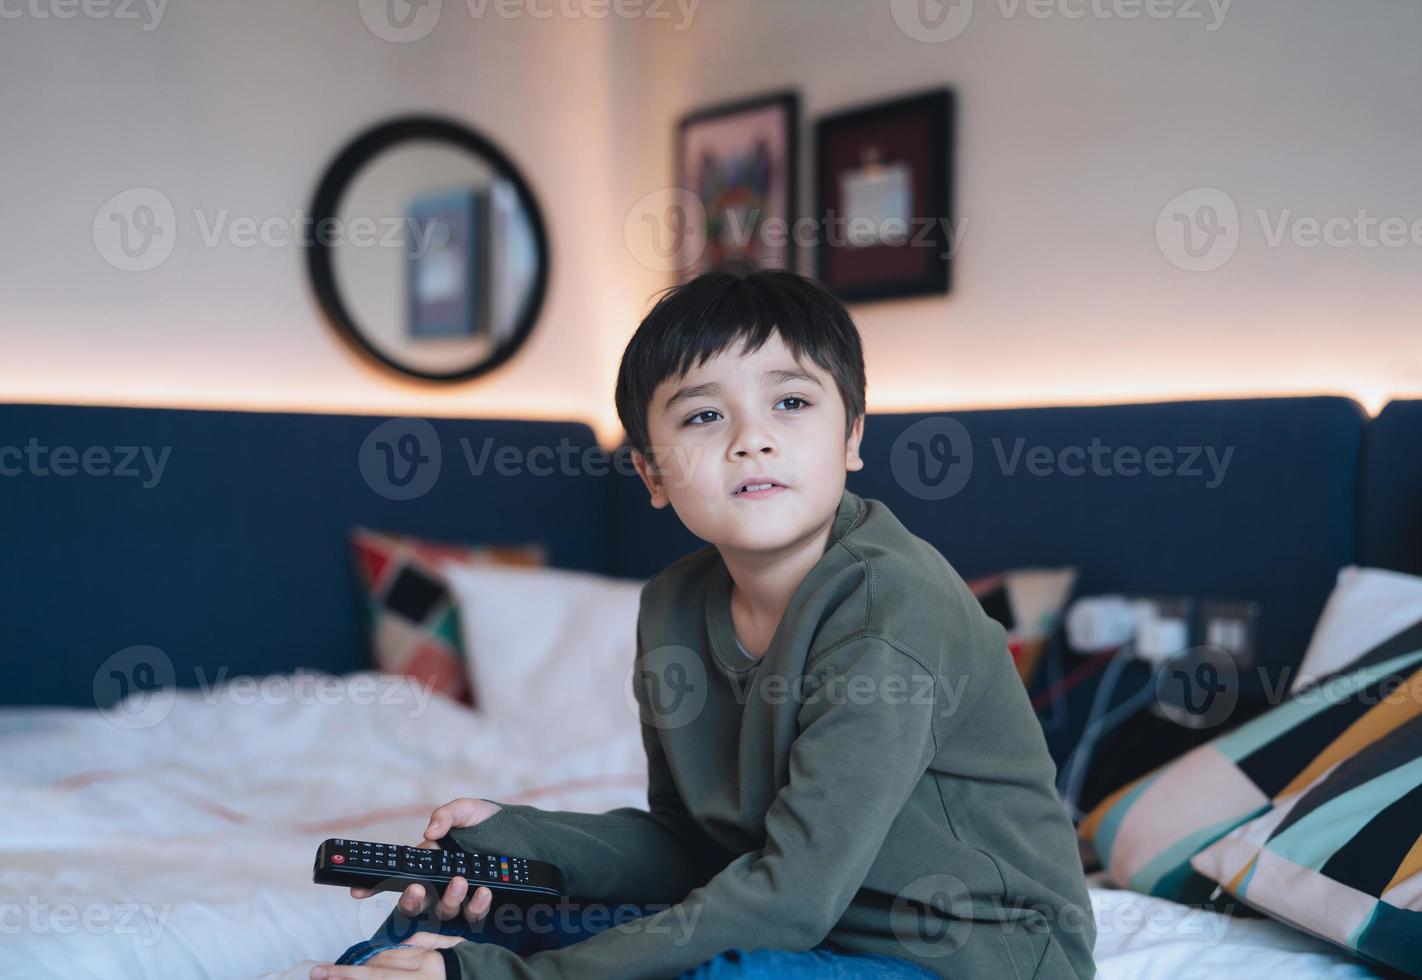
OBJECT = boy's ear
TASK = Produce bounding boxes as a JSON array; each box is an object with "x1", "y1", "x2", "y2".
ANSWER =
[
  {"x1": 845, "y1": 414, "x2": 865, "y2": 473},
  {"x1": 631, "y1": 448, "x2": 671, "y2": 509}
]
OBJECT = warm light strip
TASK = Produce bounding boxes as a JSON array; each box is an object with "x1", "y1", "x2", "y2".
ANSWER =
[
  {"x1": 861, "y1": 383, "x2": 1398, "y2": 418},
  {"x1": 2, "y1": 381, "x2": 1410, "y2": 453}
]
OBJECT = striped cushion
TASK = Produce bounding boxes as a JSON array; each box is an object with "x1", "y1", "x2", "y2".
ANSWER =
[
  {"x1": 1191, "y1": 713, "x2": 1422, "y2": 975},
  {"x1": 1078, "y1": 618, "x2": 1422, "y2": 902},
  {"x1": 350, "y1": 528, "x2": 545, "y2": 708}
]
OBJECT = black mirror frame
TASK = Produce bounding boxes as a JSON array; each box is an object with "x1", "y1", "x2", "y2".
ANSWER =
[{"x1": 305, "y1": 115, "x2": 551, "y2": 383}]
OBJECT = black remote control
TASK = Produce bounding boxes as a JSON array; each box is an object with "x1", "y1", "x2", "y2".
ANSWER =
[{"x1": 312, "y1": 836, "x2": 565, "y2": 906}]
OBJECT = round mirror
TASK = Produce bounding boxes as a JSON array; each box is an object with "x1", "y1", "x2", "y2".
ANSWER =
[{"x1": 306, "y1": 116, "x2": 549, "y2": 382}]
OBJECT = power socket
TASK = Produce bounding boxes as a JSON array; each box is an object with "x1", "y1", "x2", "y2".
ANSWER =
[
  {"x1": 1148, "y1": 598, "x2": 1258, "y2": 729},
  {"x1": 1198, "y1": 598, "x2": 1260, "y2": 669},
  {"x1": 1128, "y1": 596, "x2": 1193, "y2": 664}
]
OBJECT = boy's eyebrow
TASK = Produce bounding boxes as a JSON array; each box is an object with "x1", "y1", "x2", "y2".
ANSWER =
[{"x1": 663, "y1": 368, "x2": 823, "y2": 411}]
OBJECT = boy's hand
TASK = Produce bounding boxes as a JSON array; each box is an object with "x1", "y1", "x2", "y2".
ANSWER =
[
  {"x1": 310, "y1": 931, "x2": 461, "y2": 979},
  {"x1": 348, "y1": 798, "x2": 503, "y2": 923}
]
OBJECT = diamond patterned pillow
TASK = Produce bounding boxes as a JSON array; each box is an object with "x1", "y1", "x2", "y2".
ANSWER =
[{"x1": 350, "y1": 528, "x2": 546, "y2": 707}]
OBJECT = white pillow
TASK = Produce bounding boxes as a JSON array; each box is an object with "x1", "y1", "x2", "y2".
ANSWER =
[
  {"x1": 442, "y1": 563, "x2": 647, "y2": 750},
  {"x1": 1291, "y1": 565, "x2": 1422, "y2": 693}
]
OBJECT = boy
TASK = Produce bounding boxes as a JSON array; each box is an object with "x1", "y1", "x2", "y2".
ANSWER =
[{"x1": 315, "y1": 267, "x2": 1096, "y2": 980}]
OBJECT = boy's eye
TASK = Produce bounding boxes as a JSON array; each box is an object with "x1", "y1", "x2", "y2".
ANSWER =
[{"x1": 684, "y1": 398, "x2": 809, "y2": 426}]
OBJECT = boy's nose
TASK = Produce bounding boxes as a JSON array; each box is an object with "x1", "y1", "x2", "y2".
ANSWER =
[{"x1": 732, "y1": 436, "x2": 777, "y2": 459}]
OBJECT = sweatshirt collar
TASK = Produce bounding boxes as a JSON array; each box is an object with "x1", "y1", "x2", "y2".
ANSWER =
[{"x1": 705, "y1": 487, "x2": 867, "y2": 673}]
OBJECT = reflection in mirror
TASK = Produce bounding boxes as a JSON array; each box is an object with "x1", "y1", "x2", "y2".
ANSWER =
[{"x1": 308, "y1": 118, "x2": 548, "y2": 382}]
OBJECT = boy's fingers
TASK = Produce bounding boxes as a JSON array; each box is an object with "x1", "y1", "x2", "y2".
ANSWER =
[
  {"x1": 373, "y1": 946, "x2": 429, "y2": 960},
  {"x1": 424, "y1": 798, "x2": 485, "y2": 841},
  {"x1": 423, "y1": 807, "x2": 456, "y2": 841},
  {"x1": 404, "y1": 932, "x2": 464, "y2": 949},
  {"x1": 396, "y1": 882, "x2": 428, "y2": 917},
  {"x1": 348, "y1": 886, "x2": 371, "y2": 899},
  {"x1": 435, "y1": 875, "x2": 469, "y2": 920},
  {"x1": 310, "y1": 964, "x2": 413, "y2": 979},
  {"x1": 463, "y1": 886, "x2": 492, "y2": 924}
]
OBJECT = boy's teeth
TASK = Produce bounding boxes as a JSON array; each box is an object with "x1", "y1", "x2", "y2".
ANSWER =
[{"x1": 742, "y1": 483, "x2": 773, "y2": 492}]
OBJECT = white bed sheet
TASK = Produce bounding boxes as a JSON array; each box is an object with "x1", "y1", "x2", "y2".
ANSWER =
[{"x1": 0, "y1": 671, "x2": 1383, "y2": 980}]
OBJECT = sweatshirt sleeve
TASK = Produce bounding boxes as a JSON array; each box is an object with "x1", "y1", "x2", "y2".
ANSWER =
[
  {"x1": 445, "y1": 629, "x2": 727, "y2": 905},
  {"x1": 448, "y1": 631, "x2": 941, "y2": 980}
]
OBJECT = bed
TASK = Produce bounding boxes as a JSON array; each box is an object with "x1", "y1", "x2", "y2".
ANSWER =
[
  {"x1": 0, "y1": 673, "x2": 1384, "y2": 979},
  {"x1": 2, "y1": 397, "x2": 1418, "y2": 978},
  {"x1": 0, "y1": 674, "x2": 648, "y2": 979}
]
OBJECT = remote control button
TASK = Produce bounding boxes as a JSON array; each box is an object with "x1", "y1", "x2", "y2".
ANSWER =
[{"x1": 332, "y1": 854, "x2": 345, "y2": 864}]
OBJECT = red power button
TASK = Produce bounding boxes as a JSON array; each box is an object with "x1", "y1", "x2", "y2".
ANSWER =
[{"x1": 332, "y1": 854, "x2": 346, "y2": 864}]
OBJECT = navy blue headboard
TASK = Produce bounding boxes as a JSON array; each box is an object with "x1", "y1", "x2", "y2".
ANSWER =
[
  {"x1": 3, "y1": 396, "x2": 1393, "y2": 708},
  {"x1": 610, "y1": 397, "x2": 1366, "y2": 680},
  {"x1": 1360, "y1": 400, "x2": 1422, "y2": 576},
  {"x1": 0, "y1": 405, "x2": 610, "y2": 707}
]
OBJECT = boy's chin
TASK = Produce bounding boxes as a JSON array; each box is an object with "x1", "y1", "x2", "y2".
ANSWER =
[{"x1": 711, "y1": 518, "x2": 815, "y2": 558}]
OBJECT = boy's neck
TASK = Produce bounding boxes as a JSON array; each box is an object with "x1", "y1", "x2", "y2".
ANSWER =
[{"x1": 719, "y1": 511, "x2": 838, "y2": 656}]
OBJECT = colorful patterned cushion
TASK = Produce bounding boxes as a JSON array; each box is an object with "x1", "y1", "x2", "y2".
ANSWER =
[
  {"x1": 1078, "y1": 617, "x2": 1422, "y2": 903},
  {"x1": 1191, "y1": 712, "x2": 1422, "y2": 976},
  {"x1": 1291, "y1": 566, "x2": 1422, "y2": 695},
  {"x1": 349, "y1": 528, "x2": 546, "y2": 708},
  {"x1": 968, "y1": 568, "x2": 1076, "y2": 683}
]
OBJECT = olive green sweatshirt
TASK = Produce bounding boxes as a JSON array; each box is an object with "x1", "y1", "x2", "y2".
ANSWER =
[{"x1": 447, "y1": 488, "x2": 1097, "y2": 980}]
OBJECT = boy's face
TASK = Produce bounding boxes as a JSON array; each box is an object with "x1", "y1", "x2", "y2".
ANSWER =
[{"x1": 632, "y1": 331, "x2": 864, "y2": 557}]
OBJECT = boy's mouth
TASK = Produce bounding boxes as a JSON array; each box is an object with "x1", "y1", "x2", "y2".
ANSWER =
[{"x1": 732, "y1": 477, "x2": 788, "y2": 498}]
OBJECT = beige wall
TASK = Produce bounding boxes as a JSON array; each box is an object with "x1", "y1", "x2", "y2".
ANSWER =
[
  {"x1": 628, "y1": 0, "x2": 1422, "y2": 423},
  {"x1": 3, "y1": 0, "x2": 1419, "y2": 446},
  {"x1": 1, "y1": 1, "x2": 653, "y2": 441}
]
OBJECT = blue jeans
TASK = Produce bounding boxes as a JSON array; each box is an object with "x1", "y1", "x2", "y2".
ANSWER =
[{"x1": 337, "y1": 898, "x2": 938, "y2": 979}]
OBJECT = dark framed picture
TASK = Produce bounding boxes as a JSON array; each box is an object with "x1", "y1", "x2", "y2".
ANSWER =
[
  {"x1": 406, "y1": 186, "x2": 489, "y2": 339},
  {"x1": 676, "y1": 91, "x2": 798, "y2": 280},
  {"x1": 815, "y1": 89, "x2": 954, "y2": 302}
]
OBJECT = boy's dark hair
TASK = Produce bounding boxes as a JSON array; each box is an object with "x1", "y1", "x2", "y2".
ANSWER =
[{"x1": 615, "y1": 264, "x2": 867, "y2": 460}]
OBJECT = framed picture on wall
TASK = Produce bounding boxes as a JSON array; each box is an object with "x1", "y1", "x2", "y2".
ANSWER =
[
  {"x1": 406, "y1": 186, "x2": 489, "y2": 339},
  {"x1": 676, "y1": 91, "x2": 798, "y2": 280},
  {"x1": 815, "y1": 88, "x2": 954, "y2": 302}
]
